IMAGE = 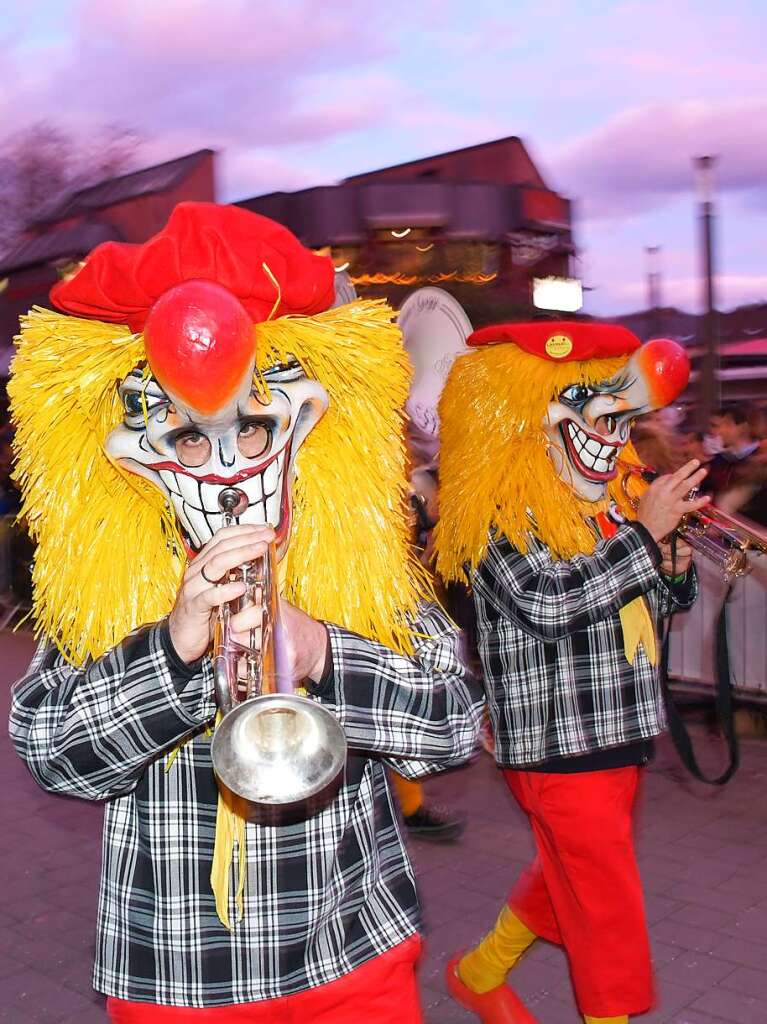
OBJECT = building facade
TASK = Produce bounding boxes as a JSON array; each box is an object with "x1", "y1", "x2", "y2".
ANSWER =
[
  {"x1": 0, "y1": 149, "x2": 215, "y2": 372},
  {"x1": 238, "y1": 136, "x2": 575, "y2": 321}
]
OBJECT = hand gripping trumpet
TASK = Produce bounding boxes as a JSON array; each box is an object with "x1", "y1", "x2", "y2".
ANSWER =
[
  {"x1": 210, "y1": 487, "x2": 347, "y2": 810},
  {"x1": 620, "y1": 464, "x2": 767, "y2": 581}
]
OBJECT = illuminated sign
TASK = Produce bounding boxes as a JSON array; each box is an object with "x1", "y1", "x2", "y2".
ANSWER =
[{"x1": 533, "y1": 276, "x2": 583, "y2": 312}]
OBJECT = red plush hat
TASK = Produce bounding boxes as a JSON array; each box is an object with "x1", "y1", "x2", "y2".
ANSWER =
[
  {"x1": 50, "y1": 202, "x2": 335, "y2": 332},
  {"x1": 467, "y1": 320, "x2": 641, "y2": 362}
]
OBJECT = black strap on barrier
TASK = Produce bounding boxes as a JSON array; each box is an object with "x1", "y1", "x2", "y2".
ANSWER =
[{"x1": 661, "y1": 584, "x2": 740, "y2": 786}]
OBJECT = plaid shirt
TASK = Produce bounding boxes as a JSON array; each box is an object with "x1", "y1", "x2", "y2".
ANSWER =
[
  {"x1": 9, "y1": 605, "x2": 482, "y2": 1008},
  {"x1": 473, "y1": 522, "x2": 697, "y2": 767}
]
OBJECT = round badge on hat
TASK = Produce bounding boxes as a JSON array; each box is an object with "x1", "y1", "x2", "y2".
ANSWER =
[{"x1": 545, "y1": 334, "x2": 573, "y2": 359}]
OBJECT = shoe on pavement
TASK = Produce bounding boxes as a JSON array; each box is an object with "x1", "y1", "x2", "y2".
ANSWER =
[
  {"x1": 445, "y1": 955, "x2": 539, "y2": 1024},
  {"x1": 403, "y1": 803, "x2": 465, "y2": 842}
]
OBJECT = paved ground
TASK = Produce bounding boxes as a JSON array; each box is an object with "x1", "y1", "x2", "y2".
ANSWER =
[{"x1": 2, "y1": 628, "x2": 767, "y2": 1023}]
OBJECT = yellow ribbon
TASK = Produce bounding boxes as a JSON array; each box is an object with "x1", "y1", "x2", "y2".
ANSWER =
[
  {"x1": 209, "y1": 557, "x2": 290, "y2": 928},
  {"x1": 211, "y1": 778, "x2": 248, "y2": 930},
  {"x1": 619, "y1": 596, "x2": 657, "y2": 666}
]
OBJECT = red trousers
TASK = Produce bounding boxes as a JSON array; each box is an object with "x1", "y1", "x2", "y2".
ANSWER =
[
  {"x1": 107, "y1": 936, "x2": 422, "y2": 1023},
  {"x1": 504, "y1": 766, "x2": 653, "y2": 1018}
]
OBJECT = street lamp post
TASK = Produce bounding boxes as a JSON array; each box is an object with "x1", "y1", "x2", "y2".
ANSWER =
[
  {"x1": 695, "y1": 155, "x2": 719, "y2": 429},
  {"x1": 645, "y1": 245, "x2": 662, "y2": 339}
]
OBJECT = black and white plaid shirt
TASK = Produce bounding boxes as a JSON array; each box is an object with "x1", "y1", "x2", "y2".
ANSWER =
[
  {"x1": 9, "y1": 605, "x2": 482, "y2": 1008},
  {"x1": 473, "y1": 522, "x2": 697, "y2": 767}
]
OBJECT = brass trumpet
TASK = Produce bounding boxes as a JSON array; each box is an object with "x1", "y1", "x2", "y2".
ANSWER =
[
  {"x1": 210, "y1": 487, "x2": 347, "y2": 810},
  {"x1": 619, "y1": 463, "x2": 767, "y2": 580}
]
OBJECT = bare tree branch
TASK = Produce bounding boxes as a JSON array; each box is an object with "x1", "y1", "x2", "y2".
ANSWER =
[{"x1": 0, "y1": 122, "x2": 143, "y2": 250}]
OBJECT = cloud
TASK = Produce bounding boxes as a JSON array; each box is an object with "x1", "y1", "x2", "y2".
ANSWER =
[
  {"x1": 554, "y1": 98, "x2": 767, "y2": 220},
  {"x1": 0, "y1": 0, "x2": 418, "y2": 206},
  {"x1": 1, "y1": 1, "x2": 396, "y2": 151},
  {"x1": 395, "y1": 104, "x2": 507, "y2": 153},
  {"x1": 77, "y1": 0, "x2": 387, "y2": 70},
  {"x1": 1, "y1": 0, "x2": 763, "y2": 323},
  {"x1": 219, "y1": 150, "x2": 328, "y2": 200}
]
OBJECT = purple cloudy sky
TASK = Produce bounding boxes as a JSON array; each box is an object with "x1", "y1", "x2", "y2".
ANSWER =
[{"x1": 2, "y1": 0, "x2": 765, "y2": 315}]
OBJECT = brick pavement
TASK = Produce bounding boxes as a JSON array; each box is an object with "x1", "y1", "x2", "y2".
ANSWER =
[{"x1": 2, "y1": 628, "x2": 767, "y2": 1023}]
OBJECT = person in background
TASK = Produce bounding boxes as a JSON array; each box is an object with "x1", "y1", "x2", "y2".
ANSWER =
[
  {"x1": 714, "y1": 406, "x2": 767, "y2": 525},
  {"x1": 705, "y1": 406, "x2": 759, "y2": 497},
  {"x1": 630, "y1": 409, "x2": 683, "y2": 474},
  {"x1": 680, "y1": 430, "x2": 711, "y2": 467},
  {"x1": 746, "y1": 402, "x2": 767, "y2": 449}
]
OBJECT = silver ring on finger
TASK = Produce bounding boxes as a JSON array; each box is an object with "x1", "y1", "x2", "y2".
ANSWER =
[{"x1": 200, "y1": 564, "x2": 218, "y2": 585}]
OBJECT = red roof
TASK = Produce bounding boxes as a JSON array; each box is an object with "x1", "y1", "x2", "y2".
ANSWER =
[
  {"x1": 720, "y1": 338, "x2": 767, "y2": 357},
  {"x1": 0, "y1": 222, "x2": 123, "y2": 275},
  {"x1": 687, "y1": 337, "x2": 767, "y2": 359},
  {"x1": 34, "y1": 150, "x2": 214, "y2": 225}
]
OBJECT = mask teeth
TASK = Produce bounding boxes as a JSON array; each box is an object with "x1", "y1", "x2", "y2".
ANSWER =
[
  {"x1": 175, "y1": 500, "x2": 201, "y2": 549},
  {"x1": 183, "y1": 503, "x2": 209, "y2": 548},
  {"x1": 160, "y1": 449, "x2": 287, "y2": 549},
  {"x1": 566, "y1": 422, "x2": 621, "y2": 472}
]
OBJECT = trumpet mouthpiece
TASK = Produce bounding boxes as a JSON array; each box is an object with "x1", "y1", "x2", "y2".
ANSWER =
[{"x1": 218, "y1": 487, "x2": 249, "y2": 517}]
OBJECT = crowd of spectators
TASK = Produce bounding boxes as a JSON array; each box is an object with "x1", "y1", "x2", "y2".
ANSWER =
[{"x1": 632, "y1": 402, "x2": 767, "y2": 527}]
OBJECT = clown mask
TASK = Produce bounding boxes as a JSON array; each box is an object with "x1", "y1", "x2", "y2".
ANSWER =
[
  {"x1": 106, "y1": 280, "x2": 328, "y2": 555},
  {"x1": 543, "y1": 339, "x2": 689, "y2": 502}
]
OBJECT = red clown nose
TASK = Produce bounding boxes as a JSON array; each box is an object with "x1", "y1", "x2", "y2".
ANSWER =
[
  {"x1": 633, "y1": 338, "x2": 690, "y2": 408},
  {"x1": 143, "y1": 280, "x2": 255, "y2": 417}
]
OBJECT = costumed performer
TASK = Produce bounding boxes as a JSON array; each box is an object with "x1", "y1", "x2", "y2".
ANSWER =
[
  {"x1": 434, "y1": 320, "x2": 707, "y2": 1024},
  {"x1": 9, "y1": 202, "x2": 484, "y2": 1023}
]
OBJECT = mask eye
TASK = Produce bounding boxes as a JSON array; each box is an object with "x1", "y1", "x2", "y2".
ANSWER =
[
  {"x1": 120, "y1": 375, "x2": 168, "y2": 425},
  {"x1": 560, "y1": 384, "x2": 594, "y2": 406},
  {"x1": 174, "y1": 431, "x2": 212, "y2": 468},
  {"x1": 238, "y1": 421, "x2": 271, "y2": 459},
  {"x1": 123, "y1": 392, "x2": 144, "y2": 417}
]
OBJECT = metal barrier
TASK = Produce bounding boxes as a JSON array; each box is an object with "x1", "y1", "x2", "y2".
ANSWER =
[{"x1": 668, "y1": 552, "x2": 767, "y2": 698}]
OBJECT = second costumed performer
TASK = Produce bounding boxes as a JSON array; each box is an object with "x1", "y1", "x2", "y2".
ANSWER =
[
  {"x1": 9, "y1": 203, "x2": 483, "y2": 1022},
  {"x1": 434, "y1": 320, "x2": 708, "y2": 1024}
]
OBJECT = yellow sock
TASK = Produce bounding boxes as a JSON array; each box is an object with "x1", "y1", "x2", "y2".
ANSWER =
[
  {"x1": 391, "y1": 773, "x2": 423, "y2": 817},
  {"x1": 584, "y1": 1016, "x2": 629, "y2": 1023},
  {"x1": 458, "y1": 906, "x2": 536, "y2": 994}
]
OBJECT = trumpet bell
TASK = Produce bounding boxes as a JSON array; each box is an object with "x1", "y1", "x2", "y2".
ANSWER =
[{"x1": 210, "y1": 692, "x2": 347, "y2": 807}]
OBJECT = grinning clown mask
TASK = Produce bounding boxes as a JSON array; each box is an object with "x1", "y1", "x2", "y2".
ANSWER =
[
  {"x1": 105, "y1": 280, "x2": 328, "y2": 556},
  {"x1": 541, "y1": 336, "x2": 690, "y2": 502},
  {"x1": 9, "y1": 202, "x2": 432, "y2": 668},
  {"x1": 434, "y1": 320, "x2": 690, "y2": 580}
]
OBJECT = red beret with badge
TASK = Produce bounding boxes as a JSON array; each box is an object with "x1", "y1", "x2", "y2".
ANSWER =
[
  {"x1": 467, "y1": 320, "x2": 642, "y2": 361},
  {"x1": 467, "y1": 319, "x2": 689, "y2": 407}
]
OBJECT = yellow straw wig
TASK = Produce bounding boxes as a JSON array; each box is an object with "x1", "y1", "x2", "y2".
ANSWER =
[
  {"x1": 10, "y1": 299, "x2": 432, "y2": 665},
  {"x1": 435, "y1": 343, "x2": 647, "y2": 582}
]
